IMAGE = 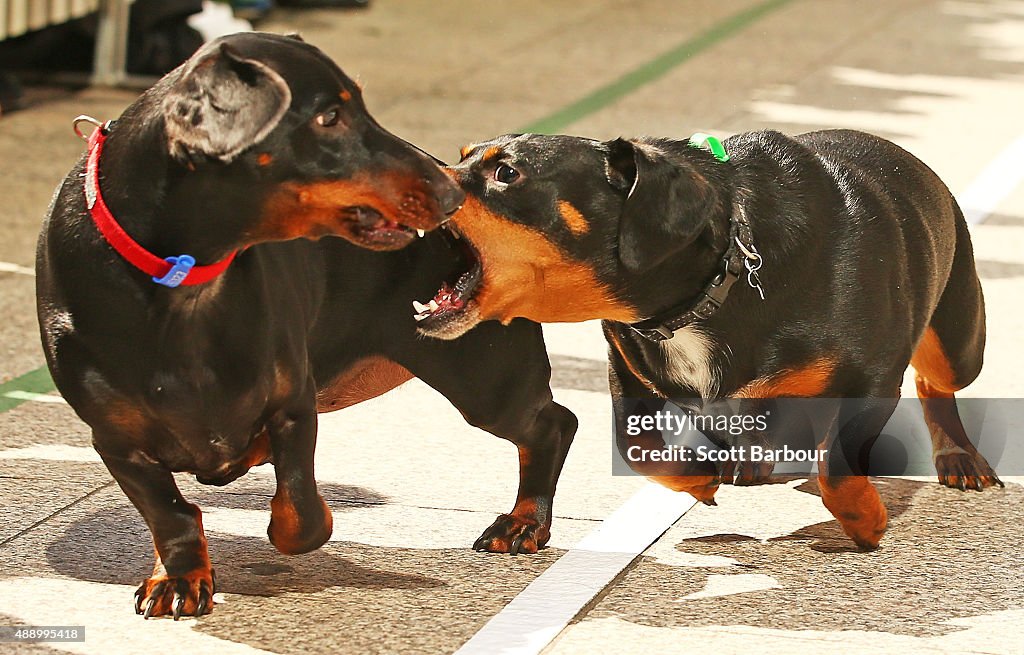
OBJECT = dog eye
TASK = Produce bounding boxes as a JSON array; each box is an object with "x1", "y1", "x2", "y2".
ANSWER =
[
  {"x1": 493, "y1": 163, "x2": 520, "y2": 185},
  {"x1": 315, "y1": 108, "x2": 340, "y2": 127}
]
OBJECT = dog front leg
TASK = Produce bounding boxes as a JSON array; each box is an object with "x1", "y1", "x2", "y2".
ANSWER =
[
  {"x1": 97, "y1": 443, "x2": 215, "y2": 619},
  {"x1": 473, "y1": 401, "x2": 578, "y2": 555},
  {"x1": 266, "y1": 398, "x2": 333, "y2": 555}
]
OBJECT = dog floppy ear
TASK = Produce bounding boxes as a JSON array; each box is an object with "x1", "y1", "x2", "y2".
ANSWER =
[
  {"x1": 163, "y1": 42, "x2": 291, "y2": 164},
  {"x1": 605, "y1": 138, "x2": 718, "y2": 273}
]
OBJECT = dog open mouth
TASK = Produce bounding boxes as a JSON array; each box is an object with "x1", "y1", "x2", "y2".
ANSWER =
[
  {"x1": 413, "y1": 225, "x2": 486, "y2": 339},
  {"x1": 343, "y1": 205, "x2": 426, "y2": 250}
]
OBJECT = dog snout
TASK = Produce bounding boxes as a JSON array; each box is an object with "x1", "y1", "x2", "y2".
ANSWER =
[{"x1": 436, "y1": 179, "x2": 465, "y2": 217}]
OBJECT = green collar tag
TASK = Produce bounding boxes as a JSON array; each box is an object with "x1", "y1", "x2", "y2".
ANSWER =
[{"x1": 688, "y1": 132, "x2": 730, "y2": 162}]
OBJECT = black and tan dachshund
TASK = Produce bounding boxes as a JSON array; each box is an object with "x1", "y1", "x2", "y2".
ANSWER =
[
  {"x1": 416, "y1": 129, "x2": 1002, "y2": 550},
  {"x1": 36, "y1": 34, "x2": 577, "y2": 618}
]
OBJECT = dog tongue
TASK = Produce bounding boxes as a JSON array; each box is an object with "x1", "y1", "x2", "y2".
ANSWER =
[
  {"x1": 433, "y1": 283, "x2": 465, "y2": 310},
  {"x1": 412, "y1": 283, "x2": 465, "y2": 321}
]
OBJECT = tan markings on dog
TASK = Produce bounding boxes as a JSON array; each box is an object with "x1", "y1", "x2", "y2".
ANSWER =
[
  {"x1": 517, "y1": 445, "x2": 531, "y2": 469},
  {"x1": 557, "y1": 200, "x2": 589, "y2": 236},
  {"x1": 105, "y1": 399, "x2": 151, "y2": 437},
  {"x1": 459, "y1": 144, "x2": 478, "y2": 160},
  {"x1": 268, "y1": 488, "x2": 333, "y2": 555},
  {"x1": 510, "y1": 496, "x2": 538, "y2": 519},
  {"x1": 481, "y1": 146, "x2": 503, "y2": 162},
  {"x1": 910, "y1": 327, "x2": 998, "y2": 489},
  {"x1": 140, "y1": 505, "x2": 214, "y2": 616},
  {"x1": 487, "y1": 498, "x2": 549, "y2": 553},
  {"x1": 339, "y1": 89, "x2": 352, "y2": 102},
  {"x1": 268, "y1": 489, "x2": 302, "y2": 554},
  {"x1": 257, "y1": 153, "x2": 273, "y2": 167},
  {"x1": 316, "y1": 356, "x2": 413, "y2": 413},
  {"x1": 257, "y1": 175, "x2": 439, "y2": 245},
  {"x1": 453, "y1": 195, "x2": 639, "y2": 324},
  {"x1": 910, "y1": 326, "x2": 958, "y2": 393},
  {"x1": 732, "y1": 358, "x2": 836, "y2": 398},
  {"x1": 239, "y1": 430, "x2": 273, "y2": 470},
  {"x1": 621, "y1": 429, "x2": 720, "y2": 504},
  {"x1": 817, "y1": 475, "x2": 887, "y2": 550},
  {"x1": 648, "y1": 475, "x2": 720, "y2": 505}
]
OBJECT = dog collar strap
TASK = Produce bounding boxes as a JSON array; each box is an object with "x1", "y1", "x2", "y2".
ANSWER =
[
  {"x1": 629, "y1": 215, "x2": 764, "y2": 341},
  {"x1": 81, "y1": 119, "x2": 237, "y2": 288}
]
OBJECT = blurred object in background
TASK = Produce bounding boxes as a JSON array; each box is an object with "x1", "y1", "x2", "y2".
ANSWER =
[
  {"x1": 229, "y1": 0, "x2": 274, "y2": 23},
  {"x1": 0, "y1": 0, "x2": 205, "y2": 76},
  {"x1": 0, "y1": 70, "x2": 22, "y2": 115},
  {"x1": 126, "y1": 0, "x2": 204, "y2": 75},
  {"x1": 188, "y1": 1, "x2": 252, "y2": 42},
  {"x1": 0, "y1": 0, "x2": 367, "y2": 119},
  {"x1": 278, "y1": 0, "x2": 370, "y2": 7},
  {"x1": 231, "y1": 0, "x2": 370, "y2": 22}
]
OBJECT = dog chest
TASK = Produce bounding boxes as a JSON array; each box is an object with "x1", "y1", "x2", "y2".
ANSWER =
[{"x1": 657, "y1": 327, "x2": 720, "y2": 399}]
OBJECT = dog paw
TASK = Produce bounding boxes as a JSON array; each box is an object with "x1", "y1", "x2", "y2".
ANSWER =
[
  {"x1": 720, "y1": 459, "x2": 775, "y2": 486},
  {"x1": 473, "y1": 514, "x2": 550, "y2": 555},
  {"x1": 935, "y1": 451, "x2": 1004, "y2": 491},
  {"x1": 134, "y1": 568, "x2": 215, "y2": 620},
  {"x1": 268, "y1": 491, "x2": 333, "y2": 555}
]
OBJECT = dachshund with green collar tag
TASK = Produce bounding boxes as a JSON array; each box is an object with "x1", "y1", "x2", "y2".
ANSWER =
[{"x1": 415, "y1": 128, "x2": 1001, "y2": 550}]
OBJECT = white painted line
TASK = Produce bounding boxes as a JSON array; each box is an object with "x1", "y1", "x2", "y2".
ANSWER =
[
  {"x1": 454, "y1": 483, "x2": 697, "y2": 655},
  {"x1": 0, "y1": 578, "x2": 279, "y2": 655},
  {"x1": 0, "y1": 444, "x2": 100, "y2": 463},
  {"x1": 0, "y1": 261, "x2": 35, "y2": 276},
  {"x1": 2, "y1": 390, "x2": 67, "y2": 404},
  {"x1": 958, "y1": 133, "x2": 1024, "y2": 225}
]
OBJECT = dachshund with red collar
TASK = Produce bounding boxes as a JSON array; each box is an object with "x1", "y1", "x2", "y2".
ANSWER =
[{"x1": 37, "y1": 34, "x2": 577, "y2": 618}]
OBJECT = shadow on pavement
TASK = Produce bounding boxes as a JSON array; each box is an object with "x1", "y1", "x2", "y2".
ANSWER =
[{"x1": 44, "y1": 481, "x2": 444, "y2": 596}]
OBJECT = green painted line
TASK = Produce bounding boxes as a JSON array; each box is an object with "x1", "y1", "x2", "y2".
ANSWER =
[
  {"x1": 520, "y1": 0, "x2": 795, "y2": 134},
  {"x1": 1, "y1": 0, "x2": 794, "y2": 416},
  {"x1": 0, "y1": 366, "x2": 56, "y2": 414},
  {"x1": 3, "y1": 390, "x2": 66, "y2": 404}
]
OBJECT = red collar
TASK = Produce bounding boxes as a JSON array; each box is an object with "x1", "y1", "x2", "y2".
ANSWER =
[{"x1": 83, "y1": 120, "x2": 237, "y2": 287}]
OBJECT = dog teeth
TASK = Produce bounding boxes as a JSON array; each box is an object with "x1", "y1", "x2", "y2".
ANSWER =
[
  {"x1": 416, "y1": 229, "x2": 426, "y2": 237},
  {"x1": 413, "y1": 300, "x2": 430, "y2": 313},
  {"x1": 414, "y1": 313, "x2": 429, "y2": 322},
  {"x1": 428, "y1": 300, "x2": 440, "y2": 311}
]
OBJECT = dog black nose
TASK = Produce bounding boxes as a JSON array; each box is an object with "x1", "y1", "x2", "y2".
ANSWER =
[{"x1": 437, "y1": 182, "x2": 465, "y2": 217}]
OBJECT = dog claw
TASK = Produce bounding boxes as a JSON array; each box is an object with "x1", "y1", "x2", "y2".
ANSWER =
[
  {"x1": 134, "y1": 568, "x2": 215, "y2": 619},
  {"x1": 935, "y1": 453, "x2": 1002, "y2": 492},
  {"x1": 510, "y1": 534, "x2": 526, "y2": 555},
  {"x1": 473, "y1": 513, "x2": 549, "y2": 555}
]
